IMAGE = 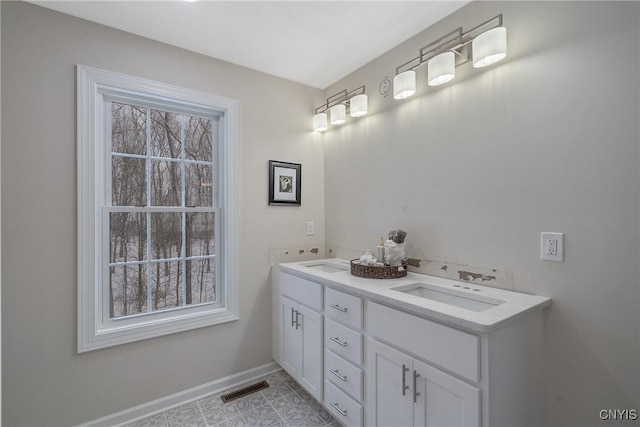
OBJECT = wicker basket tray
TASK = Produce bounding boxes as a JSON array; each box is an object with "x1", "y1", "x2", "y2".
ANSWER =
[{"x1": 350, "y1": 259, "x2": 408, "y2": 279}]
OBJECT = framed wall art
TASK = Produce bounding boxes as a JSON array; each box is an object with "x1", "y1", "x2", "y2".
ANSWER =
[{"x1": 268, "y1": 160, "x2": 301, "y2": 206}]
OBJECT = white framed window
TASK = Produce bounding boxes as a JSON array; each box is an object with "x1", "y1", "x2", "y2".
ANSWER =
[{"x1": 77, "y1": 65, "x2": 239, "y2": 353}]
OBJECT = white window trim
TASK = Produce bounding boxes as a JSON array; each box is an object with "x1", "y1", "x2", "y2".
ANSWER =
[{"x1": 77, "y1": 65, "x2": 239, "y2": 353}]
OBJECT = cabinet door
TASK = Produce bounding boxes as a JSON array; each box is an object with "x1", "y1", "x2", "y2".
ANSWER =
[
  {"x1": 367, "y1": 339, "x2": 413, "y2": 427},
  {"x1": 281, "y1": 296, "x2": 301, "y2": 378},
  {"x1": 413, "y1": 359, "x2": 480, "y2": 427},
  {"x1": 298, "y1": 304, "x2": 323, "y2": 401}
]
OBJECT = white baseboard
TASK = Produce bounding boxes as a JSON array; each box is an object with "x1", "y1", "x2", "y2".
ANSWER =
[{"x1": 78, "y1": 361, "x2": 281, "y2": 427}]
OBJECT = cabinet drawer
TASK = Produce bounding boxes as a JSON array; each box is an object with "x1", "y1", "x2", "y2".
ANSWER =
[
  {"x1": 324, "y1": 381, "x2": 363, "y2": 427},
  {"x1": 325, "y1": 287, "x2": 363, "y2": 329},
  {"x1": 325, "y1": 318, "x2": 363, "y2": 365},
  {"x1": 325, "y1": 350, "x2": 363, "y2": 401},
  {"x1": 368, "y1": 302, "x2": 480, "y2": 382},
  {"x1": 280, "y1": 272, "x2": 322, "y2": 311}
]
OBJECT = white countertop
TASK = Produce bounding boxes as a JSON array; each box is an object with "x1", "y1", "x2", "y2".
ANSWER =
[{"x1": 278, "y1": 258, "x2": 551, "y2": 334}]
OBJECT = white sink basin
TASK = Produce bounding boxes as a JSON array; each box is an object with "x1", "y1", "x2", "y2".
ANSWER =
[
  {"x1": 391, "y1": 282, "x2": 505, "y2": 312},
  {"x1": 305, "y1": 263, "x2": 347, "y2": 273}
]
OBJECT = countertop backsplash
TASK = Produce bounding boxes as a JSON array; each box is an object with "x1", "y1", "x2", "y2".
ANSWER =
[{"x1": 326, "y1": 245, "x2": 514, "y2": 291}]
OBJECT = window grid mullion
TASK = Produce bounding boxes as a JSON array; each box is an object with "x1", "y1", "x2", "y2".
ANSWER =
[
  {"x1": 214, "y1": 119, "x2": 219, "y2": 208},
  {"x1": 110, "y1": 254, "x2": 216, "y2": 268},
  {"x1": 146, "y1": 106, "x2": 152, "y2": 313},
  {"x1": 213, "y1": 120, "x2": 220, "y2": 304},
  {"x1": 146, "y1": 107, "x2": 152, "y2": 209},
  {"x1": 104, "y1": 101, "x2": 113, "y2": 321},
  {"x1": 104, "y1": 206, "x2": 216, "y2": 214},
  {"x1": 106, "y1": 100, "x2": 113, "y2": 207},
  {"x1": 111, "y1": 151, "x2": 213, "y2": 166},
  {"x1": 180, "y1": 114, "x2": 187, "y2": 307}
]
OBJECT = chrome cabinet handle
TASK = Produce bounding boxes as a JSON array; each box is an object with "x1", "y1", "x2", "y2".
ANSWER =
[
  {"x1": 291, "y1": 308, "x2": 296, "y2": 327},
  {"x1": 329, "y1": 402, "x2": 347, "y2": 417},
  {"x1": 330, "y1": 337, "x2": 347, "y2": 347},
  {"x1": 329, "y1": 369, "x2": 347, "y2": 382},
  {"x1": 413, "y1": 370, "x2": 421, "y2": 403},
  {"x1": 330, "y1": 304, "x2": 348, "y2": 313},
  {"x1": 402, "y1": 364, "x2": 409, "y2": 396},
  {"x1": 295, "y1": 311, "x2": 301, "y2": 330}
]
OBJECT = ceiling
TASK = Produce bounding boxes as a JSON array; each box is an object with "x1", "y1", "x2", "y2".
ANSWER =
[{"x1": 30, "y1": 1, "x2": 470, "y2": 89}]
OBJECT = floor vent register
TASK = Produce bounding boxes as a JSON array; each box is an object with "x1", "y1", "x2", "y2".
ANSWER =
[{"x1": 220, "y1": 380, "x2": 270, "y2": 403}]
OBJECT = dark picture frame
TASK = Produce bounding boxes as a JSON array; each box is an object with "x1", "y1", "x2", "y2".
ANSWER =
[{"x1": 269, "y1": 160, "x2": 301, "y2": 206}]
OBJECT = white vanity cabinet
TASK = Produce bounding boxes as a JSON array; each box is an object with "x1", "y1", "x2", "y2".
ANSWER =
[
  {"x1": 367, "y1": 301, "x2": 480, "y2": 426},
  {"x1": 273, "y1": 271, "x2": 323, "y2": 401},
  {"x1": 367, "y1": 301, "x2": 544, "y2": 427},
  {"x1": 367, "y1": 303, "x2": 481, "y2": 427},
  {"x1": 272, "y1": 260, "x2": 550, "y2": 427},
  {"x1": 367, "y1": 333, "x2": 480, "y2": 427}
]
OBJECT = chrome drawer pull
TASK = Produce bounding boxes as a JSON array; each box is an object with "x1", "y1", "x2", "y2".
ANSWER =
[
  {"x1": 401, "y1": 364, "x2": 409, "y2": 396},
  {"x1": 330, "y1": 402, "x2": 348, "y2": 417},
  {"x1": 413, "y1": 370, "x2": 421, "y2": 403},
  {"x1": 291, "y1": 308, "x2": 296, "y2": 327},
  {"x1": 329, "y1": 369, "x2": 347, "y2": 382},
  {"x1": 330, "y1": 304, "x2": 348, "y2": 313},
  {"x1": 330, "y1": 337, "x2": 347, "y2": 347}
]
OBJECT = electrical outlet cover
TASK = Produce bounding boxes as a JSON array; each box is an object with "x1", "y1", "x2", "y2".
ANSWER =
[{"x1": 541, "y1": 232, "x2": 564, "y2": 262}]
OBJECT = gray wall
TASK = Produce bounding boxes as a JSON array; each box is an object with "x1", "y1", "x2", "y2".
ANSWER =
[
  {"x1": 323, "y1": 1, "x2": 639, "y2": 425},
  {"x1": 1, "y1": 2, "x2": 324, "y2": 425},
  {"x1": 0, "y1": 1, "x2": 3, "y2": 423}
]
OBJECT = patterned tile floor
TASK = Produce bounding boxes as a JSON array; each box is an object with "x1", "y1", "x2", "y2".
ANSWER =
[{"x1": 125, "y1": 370, "x2": 341, "y2": 427}]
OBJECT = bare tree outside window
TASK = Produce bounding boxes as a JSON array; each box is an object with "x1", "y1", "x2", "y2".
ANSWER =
[{"x1": 109, "y1": 102, "x2": 216, "y2": 319}]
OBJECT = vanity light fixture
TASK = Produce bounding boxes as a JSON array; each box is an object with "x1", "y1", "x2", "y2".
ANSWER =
[
  {"x1": 312, "y1": 86, "x2": 366, "y2": 132},
  {"x1": 393, "y1": 14, "x2": 507, "y2": 99},
  {"x1": 393, "y1": 70, "x2": 416, "y2": 99},
  {"x1": 472, "y1": 26, "x2": 507, "y2": 68},
  {"x1": 313, "y1": 113, "x2": 328, "y2": 132},
  {"x1": 330, "y1": 104, "x2": 346, "y2": 125},
  {"x1": 350, "y1": 94, "x2": 368, "y2": 117},
  {"x1": 428, "y1": 51, "x2": 455, "y2": 86}
]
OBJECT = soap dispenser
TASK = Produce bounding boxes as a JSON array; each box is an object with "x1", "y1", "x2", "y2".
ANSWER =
[{"x1": 376, "y1": 236, "x2": 386, "y2": 265}]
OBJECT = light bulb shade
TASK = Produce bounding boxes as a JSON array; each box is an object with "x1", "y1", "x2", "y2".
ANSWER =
[
  {"x1": 428, "y1": 52, "x2": 456, "y2": 86},
  {"x1": 472, "y1": 26, "x2": 507, "y2": 68},
  {"x1": 313, "y1": 113, "x2": 327, "y2": 132},
  {"x1": 349, "y1": 94, "x2": 368, "y2": 117},
  {"x1": 393, "y1": 70, "x2": 416, "y2": 99},
  {"x1": 330, "y1": 104, "x2": 346, "y2": 125}
]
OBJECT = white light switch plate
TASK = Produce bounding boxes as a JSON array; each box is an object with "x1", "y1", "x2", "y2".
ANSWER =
[{"x1": 541, "y1": 232, "x2": 564, "y2": 262}]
